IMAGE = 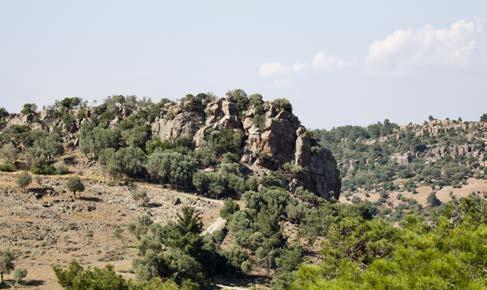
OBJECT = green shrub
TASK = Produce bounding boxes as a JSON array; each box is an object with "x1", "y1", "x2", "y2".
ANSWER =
[
  {"x1": 53, "y1": 261, "x2": 129, "y2": 290},
  {"x1": 0, "y1": 143, "x2": 17, "y2": 164},
  {"x1": 209, "y1": 129, "x2": 244, "y2": 156},
  {"x1": 0, "y1": 163, "x2": 16, "y2": 172},
  {"x1": 147, "y1": 151, "x2": 198, "y2": 189},
  {"x1": 16, "y1": 172, "x2": 32, "y2": 189},
  {"x1": 31, "y1": 164, "x2": 57, "y2": 175},
  {"x1": 54, "y1": 162, "x2": 69, "y2": 175}
]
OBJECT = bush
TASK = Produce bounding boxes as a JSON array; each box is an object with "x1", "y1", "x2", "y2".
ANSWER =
[
  {"x1": 0, "y1": 249, "x2": 14, "y2": 284},
  {"x1": 54, "y1": 161, "x2": 69, "y2": 175},
  {"x1": 0, "y1": 163, "x2": 16, "y2": 172},
  {"x1": 53, "y1": 261, "x2": 129, "y2": 290},
  {"x1": 13, "y1": 268, "x2": 27, "y2": 286},
  {"x1": 79, "y1": 123, "x2": 120, "y2": 159},
  {"x1": 132, "y1": 191, "x2": 149, "y2": 207},
  {"x1": 16, "y1": 172, "x2": 32, "y2": 189},
  {"x1": 0, "y1": 143, "x2": 17, "y2": 164},
  {"x1": 31, "y1": 164, "x2": 57, "y2": 175},
  {"x1": 209, "y1": 129, "x2": 244, "y2": 156},
  {"x1": 193, "y1": 170, "x2": 244, "y2": 198},
  {"x1": 132, "y1": 207, "x2": 230, "y2": 288},
  {"x1": 106, "y1": 147, "x2": 146, "y2": 179},
  {"x1": 273, "y1": 98, "x2": 292, "y2": 112}
]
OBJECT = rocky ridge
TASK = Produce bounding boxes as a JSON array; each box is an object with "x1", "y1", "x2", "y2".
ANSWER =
[{"x1": 2, "y1": 95, "x2": 341, "y2": 199}]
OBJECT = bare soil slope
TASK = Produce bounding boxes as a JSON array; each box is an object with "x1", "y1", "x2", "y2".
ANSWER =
[{"x1": 0, "y1": 158, "x2": 223, "y2": 289}]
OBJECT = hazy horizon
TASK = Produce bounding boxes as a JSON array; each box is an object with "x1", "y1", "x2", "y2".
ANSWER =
[{"x1": 1, "y1": 1, "x2": 487, "y2": 129}]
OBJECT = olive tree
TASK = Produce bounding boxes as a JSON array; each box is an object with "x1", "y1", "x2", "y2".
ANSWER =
[{"x1": 66, "y1": 176, "x2": 85, "y2": 199}]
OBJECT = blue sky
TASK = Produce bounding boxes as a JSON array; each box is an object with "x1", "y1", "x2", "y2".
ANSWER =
[{"x1": 1, "y1": 0, "x2": 486, "y2": 128}]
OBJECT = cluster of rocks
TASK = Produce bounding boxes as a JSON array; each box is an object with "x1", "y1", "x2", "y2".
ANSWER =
[{"x1": 389, "y1": 119, "x2": 487, "y2": 166}]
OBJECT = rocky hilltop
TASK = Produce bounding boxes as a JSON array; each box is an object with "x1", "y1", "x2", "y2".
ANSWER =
[{"x1": 1, "y1": 93, "x2": 341, "y2": 199}]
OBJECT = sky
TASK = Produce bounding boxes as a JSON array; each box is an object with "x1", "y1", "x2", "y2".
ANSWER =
[{"x1": 1, "y1": 0, "x2": 486, "y2": 129}]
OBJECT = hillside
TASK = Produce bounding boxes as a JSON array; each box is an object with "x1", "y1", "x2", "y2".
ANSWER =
[
  {"x1": 0, "y1": 95, "x2": 486, "y2": 289},
  {"x1": 314, "y1": 118, "x2": 487, "y2": 219}
]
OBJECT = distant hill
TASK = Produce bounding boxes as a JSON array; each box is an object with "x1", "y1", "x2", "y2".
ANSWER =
[{"x1": 314, "y1": 118, "x2": 487, "y2": 219}]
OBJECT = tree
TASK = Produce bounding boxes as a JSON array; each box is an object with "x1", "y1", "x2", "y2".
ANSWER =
[
  {"x1": 481, "y1": 113, "x2": 487, "y2": 122},
  {"x1": 220, "y1": 200, "x2": 240, "y2": 219},
  {"x1": 66, "y1": 176, "x2": 85, "y2": 199},
  {"x1": 132, "y1": 206, "x2": 234, "y2": 288},
  {"x1": 16, "y1": 172, "x2": 32, "y2": 189},
  {"x1": 0, "y1": 249, "x2": 14, "y2": 284},
  {"x1": 0, "y1": 143, "x2": 17, "y2": 164},
  {"x1": 21, "y1": 103, "x2": 37, "y2": 115},
  {"x1": 427, "y1": 192, "x2": 441, "y2": 207},
  {"x1": 105, "y1": 147, "x2": 146, "y2": 179},
  {"x1": 291, "y1": 198, "x2": 487, "y2": 289},
  {"x1": 13, "y1": 268, "x2": 27, "y2": 286}
]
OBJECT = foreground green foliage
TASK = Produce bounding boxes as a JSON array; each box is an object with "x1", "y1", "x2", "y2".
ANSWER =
[
  {"x1": 130, "y1": 206, "x2": 240, "y2": 288},
  {"x1": 292, "y1": 196, "x2": 487, "y2": 290}
]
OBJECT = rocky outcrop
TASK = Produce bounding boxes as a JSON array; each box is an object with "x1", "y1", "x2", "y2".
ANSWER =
[{"x1": 147, "y1": 96, "x2": 341, "y2": 198}]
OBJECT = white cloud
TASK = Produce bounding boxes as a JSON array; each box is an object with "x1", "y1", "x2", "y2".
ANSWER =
[
  {"x1": 259, "y1": 52, "x2": 350, "y2": 79},
  {"x1": 366, "y1": 19, "x2": 482, "y2": 71},
  {"x1": 312, "y1": 52, "x2": 352, "y2": 70},
  {"x1": 258, "y1": 62, "x2": 306, "y2": 78}
]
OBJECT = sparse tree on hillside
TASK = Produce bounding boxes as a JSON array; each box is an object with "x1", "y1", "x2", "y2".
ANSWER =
[
  {"x1": 0, "y1": 249, "x2": 14, "y2": 284},
  {"x1": 132, "y1": 191, "x2": 149, "y2": 207},
  {"x1": 481, "y1": 113, "x2": 487, "y2": 122},
  {"x1": 21, "y1": 103, "x2": 37, "y2": 116},
  {"x1": 66, "y1": 176, "x2": 85, "y2": 199},
  {"x1": 13, "y1": 268, "x2": 27, "y2": 286},
  {"x1": 427, "y1": 192, "x2": 441, "y2": 207},
  {"x1": 105, "y1": 147, "x2": 146, "y2": 179},
  {"x1": 0, "y1": 143, "x2": 17, "y2": 164},
  {"x1": 16, "y1": 172, "x2": 32, "y2": 189}
]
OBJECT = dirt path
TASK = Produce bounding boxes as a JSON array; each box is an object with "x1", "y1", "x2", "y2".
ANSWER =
[{"x1": 204, "y1": 217, "x2": 227, "y2": 234}]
